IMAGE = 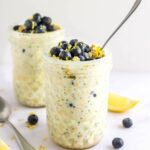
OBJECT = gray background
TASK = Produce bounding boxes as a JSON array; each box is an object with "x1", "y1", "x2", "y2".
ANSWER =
[{"x1": 0, "y1": 0, "x2": 149, "y2": 72}]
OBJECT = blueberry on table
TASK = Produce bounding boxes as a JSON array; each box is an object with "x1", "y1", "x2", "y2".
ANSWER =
[
  {"x1": 42, "y1": 16, "x2": 52, "y2": 25},
  {"x1": 50, "y1": 47, "x2": 63, "y2": 56},
  {"x1": 13, "y1": 25, "x2": 20, "y2": 31},
  {"x1": 70, "y1": 46, "x2": 82, "y2": 56},
  {"x1": 24, "y1": 20, "x2": 37, "y2": 30},
  {"x1": 59, "y1": 51, "x2": 72, "y2": 60},
  {"x1": 78, "y1": 55, "x2": 85, "y2": 61},
  {"x1": 35, "y1": 25, "x2": 47, "y2": 33},
  {"x1": 70, "y1": 39, "x2": 78, "y2": 46},
  {"x1": 122, "y1": 118, "x2": 133, "y2": 128},
  {"x1": 112, "y1": 138, "x2": 124, "y2": 149},
  {"x1": 47, "y1": 25, "x2": 56, "y2": 31},
  {"x1": 33, "y1": 13, "x2": 42, "y2": 24},
  {"x1": 28, "y1": 114, "x2": 38, "y2": 125}
]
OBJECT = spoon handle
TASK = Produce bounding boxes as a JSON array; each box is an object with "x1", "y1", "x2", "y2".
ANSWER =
[
  {"x1": 7, "y1": 120, "x2": 36, "y2": 150},
  {"x1": 101, "y1": 0, "x2": 142, "y2": 50}
]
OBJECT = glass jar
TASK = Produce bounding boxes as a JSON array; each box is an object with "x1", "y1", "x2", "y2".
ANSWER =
[
  {"x1": 9, "y1": 26, "x2": 65, "y2": 107},
  {"x1": 43, "y1": 50, "x2": 112, "y2": 149}
]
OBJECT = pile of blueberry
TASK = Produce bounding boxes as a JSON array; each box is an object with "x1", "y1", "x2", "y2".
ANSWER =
[
  {"x1": 50, "y1": 39, "x2": 104, "y2": 61},
  {"x1": 13, "y1": 13, "x2": 57, "y2": 33}
]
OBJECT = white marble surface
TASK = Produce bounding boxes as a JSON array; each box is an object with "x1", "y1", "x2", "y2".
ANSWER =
[{"x1": 0, "y1": 65, "x2": 150, "y2": 150}]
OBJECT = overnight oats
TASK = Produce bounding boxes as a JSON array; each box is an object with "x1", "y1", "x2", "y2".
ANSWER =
[
  {"x1": 43, "y1": 39, "x2": 112, "y2": 149},
  {"x1": 9, "y1": 13, "x2": 65, "y2": 107}
]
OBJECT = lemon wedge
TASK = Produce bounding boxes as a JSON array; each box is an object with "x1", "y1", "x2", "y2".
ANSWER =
[
  {"x1": 108, "y1": 93, "x2": 140, "y2": 113},
  {"x1": 0, "y1": 138, "x2": 11, "y2": 150}
]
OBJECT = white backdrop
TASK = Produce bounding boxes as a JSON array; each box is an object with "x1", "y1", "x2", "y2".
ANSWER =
[{"x1": 0, "y1": 0, "x2": 149, "y2": 72}]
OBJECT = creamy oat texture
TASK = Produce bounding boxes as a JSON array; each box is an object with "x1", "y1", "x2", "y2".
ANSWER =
[
  {"x1": 9, "y1": 27, "x2": 65, "y2": 107},
  {"x1": 43, "y1": 51, "x2": 112, "y2": 149}
]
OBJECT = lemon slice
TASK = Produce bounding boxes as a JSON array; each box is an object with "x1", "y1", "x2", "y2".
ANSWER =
[
  {"x1": 0, "y1": 138, "x2": 11, "y2": 150},
  {"x1": 108, "y1": 93, "x2": 140, "y2": 113}
]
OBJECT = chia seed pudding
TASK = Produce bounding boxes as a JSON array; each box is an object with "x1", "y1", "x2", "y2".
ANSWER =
[
  {"x1": 9, "y1": 13, "x2": 65, "y2": 107},
  {"x1": 43, "y1": 40, "x2": 112, "y2": 149}
]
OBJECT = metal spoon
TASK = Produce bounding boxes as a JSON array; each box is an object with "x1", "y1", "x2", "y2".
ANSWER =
[
  {"x1": 101, "y1": 0, "x2": 142, "y2": 50},
  {"x1": 0, "y1": 96, "x2": 35, "y2": 150}
]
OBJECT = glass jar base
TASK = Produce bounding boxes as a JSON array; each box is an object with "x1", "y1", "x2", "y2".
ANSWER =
[
  {"x1": 51, "y1": 136, "x2": 103, "y2": 150},
  {"x1": 18, "y1": 101, "x2": 46, "y2": 108},
  {"x1": 16, "y1": 96, "x2": 45, "y2": 108}
]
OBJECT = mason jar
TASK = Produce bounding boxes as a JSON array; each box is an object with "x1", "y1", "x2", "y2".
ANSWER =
[
  {"x1": 43, "y1": 49, "x2": 112, "y2": 149},
  {"x1": 9, "y1": 25, "x2": 65, "y2": 107}
]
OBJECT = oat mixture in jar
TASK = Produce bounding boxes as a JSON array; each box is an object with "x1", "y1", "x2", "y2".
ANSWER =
[
  {"x1": 43, "y1": 39, "x2": 112, "y2": 149},
  {"x1": 9, "y1": 13, "x2": 65, "y2": 107}
]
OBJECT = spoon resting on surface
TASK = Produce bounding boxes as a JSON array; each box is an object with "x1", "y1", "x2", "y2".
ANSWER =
[{"x1": 0, "y1": 96, "x2": 35, "y2": 150}]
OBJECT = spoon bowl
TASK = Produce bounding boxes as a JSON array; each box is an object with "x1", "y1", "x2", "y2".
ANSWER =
[{"x1": 0, "y1": 97, "x2": 10, "y2": 122}]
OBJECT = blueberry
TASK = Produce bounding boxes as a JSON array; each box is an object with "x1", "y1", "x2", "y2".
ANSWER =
[
  {"x1": 47, "y1": 25, "x2": 56, "y2": 31},
  {"x1": 112, "y1": 138, "x2": 124, "y2": 149},
  {"x1": 35, "y1": 25, "x2": 47, "y2": 33},
  {"x1": 28, "y1": 114, "x2": 38, "y2": 125},
  {"x1": 33, "y1": 13, "x2": 42, "y2": 24},
  {"x1": 84, "y1": 45, "x2": 91, "y2": 53},
  {"x1": 93, "y1": 93, "x2": 97, "y2": 97},
  {"x1": 70, "y1": 39, "x2": 78, "y2": 46},
  {"x1": 50, "y1": 47, "x2": 63, "y2": 56},
  {"x1": 122, "y1": 118, "x2": 133, "y2": 128},
  {"x1": 77, "y1": 42, "x2": 86, "y2": 51},
  {"x1": 70, "y1": 46, "x2": 82, "y2": 56},
  {"x1": 22, "y1": 49, "x2": 26, "y2": 53},
  {"x1": 58, "y1": 41, "x2": 68, "y2": 47},
  {"x1": 69, "y1": 103, "x2": 75, "y2": 108},
  {"x1": 13, "y1": 25, "x2": 20, "y2": 31},
  {"x1": 61, "y1": 43, "x2": 71, "y2": 50},
  {"x1": 59, "y1": 51, "x2": 72, "y2": 60},
  {"x1": 24, "y1": 20, "x2": 37, "y2": 30},
  {"x1": 69, "y1": 103, "x2": 73, "y2": 107},
  {"x1": 24, "y1": 20, "x2": 32, "y2": 29},
  {"x1": 82, "y1": 52, "x2": 89, "y2": 60},
  {"x1": 42, "y1": 16, "x2": 52, "y2": 25},
  {"x1": 78, "y1": 55, "x2": 85, "y2": 61}
]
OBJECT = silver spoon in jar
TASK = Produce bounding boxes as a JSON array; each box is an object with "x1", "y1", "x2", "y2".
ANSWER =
[
  {"x1": 101, "y1": 0, "x2": 142, "y2": 50},
  {"x1": 0, "y1": 96, "x2": 35, "y2": 150}
]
